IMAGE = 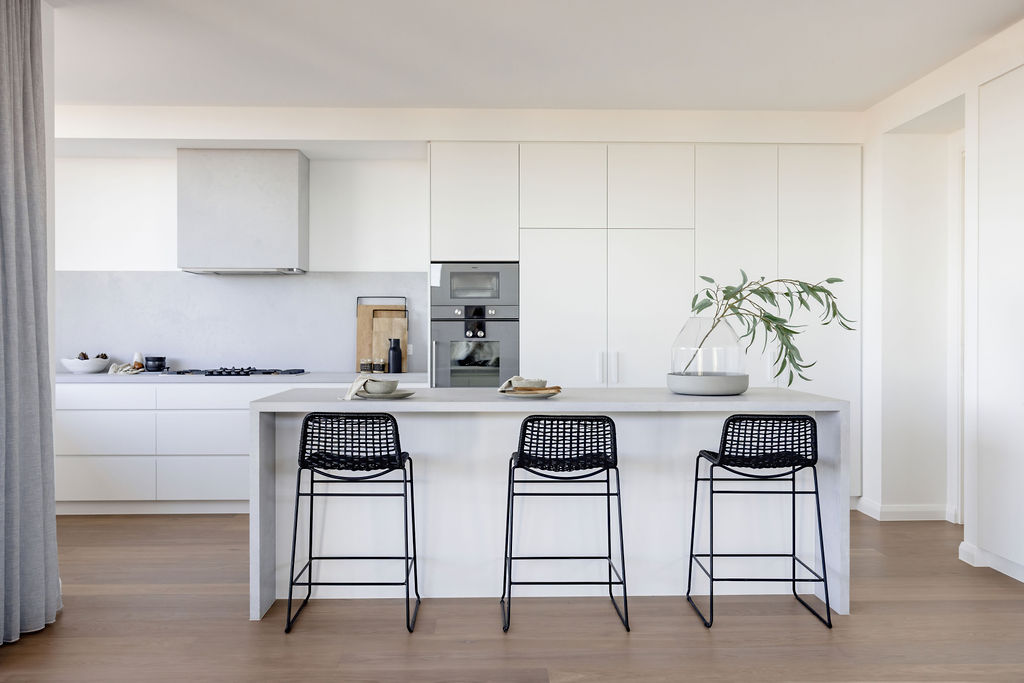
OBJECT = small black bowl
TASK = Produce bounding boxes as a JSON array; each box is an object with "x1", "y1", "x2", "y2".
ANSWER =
[{"x1": 144, "y1": 356, "x2": 167, "y2": 372}]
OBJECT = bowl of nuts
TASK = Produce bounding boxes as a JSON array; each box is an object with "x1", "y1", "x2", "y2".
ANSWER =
[{"x1": 60, "y1": 352, "x2": 110, "y2": 374}]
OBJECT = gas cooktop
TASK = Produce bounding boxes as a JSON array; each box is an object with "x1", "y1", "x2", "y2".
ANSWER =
[{"x1": 164, "y1": 367, "x2": 307, "y2": 377}]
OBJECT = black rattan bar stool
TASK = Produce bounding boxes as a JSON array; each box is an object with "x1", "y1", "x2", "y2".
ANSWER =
[
  {"x1": 500, "y1": 414, "x2": 629, "y2": 632},
  {"x1": 285, "y1": 412, "x2": 420, "y2": 633},
  {"x1": 686, "y1": 414, "x2": 832, "y2": 628}
]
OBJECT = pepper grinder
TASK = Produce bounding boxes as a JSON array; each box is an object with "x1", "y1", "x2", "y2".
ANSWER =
[{"x1": 387, "y1": 338, "x2": 402, "y2": 374}]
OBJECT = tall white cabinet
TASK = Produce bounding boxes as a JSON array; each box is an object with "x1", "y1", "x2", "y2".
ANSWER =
[{"x1": 519, "y1": 143, "x2": 697, "y2": 387}]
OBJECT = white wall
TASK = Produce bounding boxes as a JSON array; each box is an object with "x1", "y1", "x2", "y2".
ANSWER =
[
  {"x1": 975, "y1": 64, "x2": 1024, "y2": 579},
  {"x1": 860, "y1": 16, "x2": 1024, "y2": 577},
  {"x1": 878, "y1": 134, "x2": 949, "y2": 515}
]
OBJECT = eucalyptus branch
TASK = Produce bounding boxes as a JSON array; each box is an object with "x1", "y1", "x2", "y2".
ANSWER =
[{"x1": 686, "y1": 270, "x2": 855, "y2": 386}]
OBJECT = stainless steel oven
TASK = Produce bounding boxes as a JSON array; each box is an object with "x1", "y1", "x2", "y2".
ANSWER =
[{"x1": 430, "y1": 262, "x2": 519, "y2": 387}]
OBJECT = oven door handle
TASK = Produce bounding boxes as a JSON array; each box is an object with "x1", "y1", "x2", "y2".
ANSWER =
[{"x1": 430, "y1": 340, "x2": 437, "y2": 387}]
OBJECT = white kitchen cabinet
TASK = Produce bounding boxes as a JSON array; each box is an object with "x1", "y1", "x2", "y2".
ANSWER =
[
  {"x1": 430, "y1": 142, "x2": 519, "y2": 261},
  {"x1": 309, "y1": 159, "x2": 429, "y2": 272},
  {"x1": 608, "y1": 230, "x2": 695, "y2": 386},
  {"x1": 54, "y1": 410, "x2": 156, "y2": 455},
  {"x1": 695, "y1": 143, "x2": 779, "y2": 388},
  {"x1": 55, "y1": 455, "x2": 156, "y2": 501},
  {"x1": 778, "y1": 144, "x2": 862, "y2": 494},
  {"x1": 695, "y1": 144, "x2": 778, "y2": 284},
  {"x1": 155, "y1": 384, "x2": 284, "y2": 409},
  {"x1": 520, "y1": 229, "x2": 608, "y2": 387},
  {"x1": 608, "y1": 143, "x2": 695, "y2": 228},
  {"x1": 55, "y1": 383, "x2": 156, "y2": 410},
  {"x1": 520, "y1": 143, "x2": 607, "y2": 228},
  {"x1": 156, "y1": 411, "x2": 250, "y2": 455},
  {"x1": 156, "y1": 455, "x2": 249, "y2": 500}
]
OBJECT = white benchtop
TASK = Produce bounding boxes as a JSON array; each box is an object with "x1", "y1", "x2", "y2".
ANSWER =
[
  {"x1": 251, "y1": 386, "x2": 848, "y2": 413},
  {"x1": 56, "y1": 371, "x2": 427, "y2": 384}
]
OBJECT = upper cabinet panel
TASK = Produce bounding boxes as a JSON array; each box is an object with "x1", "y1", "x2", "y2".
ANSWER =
[
  {"x1": 608, "y1": 143, "x2": 695, "y2": 228},
  {"x1": 694, "y1": 144, "x2": 778, "y2": 286},
  {"x1": 430, "y1": 142, "x2": 519, "y2": 261},
  {"x1": 520, "y1": 143, "x2": 607, "y2": 228}
]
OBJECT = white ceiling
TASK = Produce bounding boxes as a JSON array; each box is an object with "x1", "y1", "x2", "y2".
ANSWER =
[{"x1": 53, "y1": 0, "x2": 1024, "y2": 111}]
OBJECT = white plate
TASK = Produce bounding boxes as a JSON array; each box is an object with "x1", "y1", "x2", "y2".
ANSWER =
[
  {"x1": 499, "y1": 389, "x2": 560, "y2": 399},
  {"x1": 354, "y1": 390, "x2": 416, "y2": 400}
]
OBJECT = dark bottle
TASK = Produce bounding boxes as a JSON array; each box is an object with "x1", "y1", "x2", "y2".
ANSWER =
[{"x1": 387, "y1": 338, "x2": 402, "y2": 374}]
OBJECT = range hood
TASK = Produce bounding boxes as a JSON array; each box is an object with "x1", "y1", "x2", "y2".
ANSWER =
[{"x1": 177, "y1": 149, "x2": 309, "y2": 274}]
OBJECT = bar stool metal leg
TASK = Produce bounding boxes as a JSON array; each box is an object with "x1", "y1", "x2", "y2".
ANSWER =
[
  {"x1": 285, "y1": 468, "x2": 310, "y2": 633},
  {"x1": 793, "y1": 466, "x2": 832, "y2": 627},
  {"x1": 403, "y1": 457, "x2": 421, "y2": 632},
  {"x1": 499, "y1": 457, "x2": 515, "y2": 632},
  {"x1": 686, "y1": 458, "x2": 713, "y2": 627},
  {"x1": 610, "y1": 466, "x2": 630, "y2": 631}
]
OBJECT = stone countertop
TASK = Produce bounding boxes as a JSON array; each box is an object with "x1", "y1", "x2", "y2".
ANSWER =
[
  {"x1": 251, "y1": 386, "x2": 847, "y2": 413},
  {"x1": 55, "y1": 371, "x2": 428, "y2": 384}
]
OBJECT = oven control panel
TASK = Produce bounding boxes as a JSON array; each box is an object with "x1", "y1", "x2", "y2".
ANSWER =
[{"x1": 431, "y1": 305, "x2": 519, "y2": 320}]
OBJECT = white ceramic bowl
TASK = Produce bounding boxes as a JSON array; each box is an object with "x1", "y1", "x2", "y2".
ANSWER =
[
  {"x1": 61, "y1": 357, "x2": 110, "y2": 374},
  {"x1": 364, "y1": 378, "x2": 399, "y2": 394},
  {"x1": 511, "y1": 377, "x2": 547, "y2": 389}
]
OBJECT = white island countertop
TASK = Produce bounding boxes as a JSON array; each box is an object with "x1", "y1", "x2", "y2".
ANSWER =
[
  {"x1": 252, "y1": 386, "x2": 848, "y2": 413},
  {"x1": 249, "y1": 385, "x2": 850, "y2": 621}
]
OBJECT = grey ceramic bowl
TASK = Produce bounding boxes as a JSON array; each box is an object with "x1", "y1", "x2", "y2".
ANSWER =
[{"x1": 364, "y1": 379, "x2": 399, "y2": 394}]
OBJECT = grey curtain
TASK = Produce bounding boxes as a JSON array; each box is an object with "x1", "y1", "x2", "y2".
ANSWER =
[{"x1": 0, "y1": 0, "x2": 62, "y2": 644}]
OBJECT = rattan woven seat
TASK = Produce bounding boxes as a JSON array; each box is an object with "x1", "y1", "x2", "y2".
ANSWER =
[
  {"x1": 298, "y1": 413, "x2": 407, "y2": 472},
  {"x1": 513, "y1": 415, "x2": 618, "y2": 472},
  {"x1": 698, "y1": 415, "x2": 817, "y2": 470},
  {"x1": 699, "y1": 449, "x2": 813, "y2": 470}
]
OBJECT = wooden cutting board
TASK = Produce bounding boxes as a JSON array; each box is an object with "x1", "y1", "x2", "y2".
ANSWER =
[{"x1": 356, "y1": 304, "x2": 407, "y2": 372}]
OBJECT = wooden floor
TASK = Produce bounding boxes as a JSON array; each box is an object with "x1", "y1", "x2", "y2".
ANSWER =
[{"x1": 1, "y1": 513, "x2": 1023, "y2": 681}]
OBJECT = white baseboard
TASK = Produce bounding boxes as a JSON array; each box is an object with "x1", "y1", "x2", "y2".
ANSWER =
[
  {"x1": 959, "y1": 542, "x2": 1024, "y2": 584},
  {"x1": 56, "y1": 500, "x2": 248, "y2": 515},
  {"x1": 854, "y1": 498, "x2": 947, "y2": 521}
]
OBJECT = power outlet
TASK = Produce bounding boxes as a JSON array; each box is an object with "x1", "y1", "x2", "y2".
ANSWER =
[{"x1": 407, "y1": 344, "x2": 414, "y2": 356}]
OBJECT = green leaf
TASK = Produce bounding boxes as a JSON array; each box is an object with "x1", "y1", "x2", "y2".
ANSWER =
[
  {"x1": 825, "y1": 277, "x2": 843, "y2": 284},
  {"x1": 740, "y1": 269, "x2": 748, "y2": 286},
  {"x1": 693, "y1": 298, "x2": 714, "y2": 314},
  {"x1": 699, "y1": 275, "x2": 716, "y2": 284}
]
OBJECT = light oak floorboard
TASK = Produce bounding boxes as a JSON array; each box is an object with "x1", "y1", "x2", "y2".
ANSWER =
[{"x1": 1, "y1": 513, "x2": 1023, "y2": 681}]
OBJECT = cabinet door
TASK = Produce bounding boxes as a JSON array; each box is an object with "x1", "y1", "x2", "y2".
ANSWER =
[
  {"x1": 695, "y1": 143, "x2": 779, "y2": 387},
  {"x1": 608, "y1": 143, "x2": 695, "y2": 228},
  {"x1": 520, "y1": 229, "x2": 607, "y2": 387},
  {"x1": 54, "y1": 410, "x2": 156, "y2": 455},
  {"x1": 608, "y1": 230, "x2": 695, "y2": 387},
  {"x1": 779, "y1": 144, "x2": 862, "y2": 495},
  {"x1": 520, "y1": 143, "x2": 607, "y2": 228},
  {"x1": 430, "y1": 142, "x2": 519, "y2": 261},
  {"x1": 55, "y1": 455, "x2": 156, "y2": 501}
]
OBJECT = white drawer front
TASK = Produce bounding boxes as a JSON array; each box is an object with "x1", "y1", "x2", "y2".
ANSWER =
[
  {"x1": 55, "y1": 384, "x2": 157, "y2": 410},
  {"x1": 156, "y1": 410, "x2": 249, "y2": 455},
  {"x1": 156, "y1": 384, "x2": 289, "y2": 410},
  {"x1": 54, "y1": 411, "x2": 156, "y2": 455},
  {"x1": 156, "y1": 455, "x2": 249, "y2": 500},
  {"x1": 55, "y1": 455, "x2": 156, "y2": 501}
]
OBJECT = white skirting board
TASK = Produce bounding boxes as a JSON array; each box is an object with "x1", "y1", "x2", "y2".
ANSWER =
[
  {"x1": 56, "y1": 500, "x2": 249, "y2": 515},
  {"x1": 959, "y1": 542, "x2": 1024, "y2": 584},
  {"x1": 854, "y1": 497, "x2": 950, "y2": 521}
]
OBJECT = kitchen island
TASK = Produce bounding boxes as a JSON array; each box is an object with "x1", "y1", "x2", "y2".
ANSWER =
[{"x1": 249, "y1": 387, "x2": 849, "y2": 620}]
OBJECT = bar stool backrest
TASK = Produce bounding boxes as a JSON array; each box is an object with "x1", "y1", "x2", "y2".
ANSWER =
[
  {"x1": 517, "y1": 415, "x2": 617, "y2": 470},
  {"x1": 298, "y1": 412, "x2": 403, "y2": 471},
  {"x1": 718, "y1": 414, "x2": 818, "y2": 469}
]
